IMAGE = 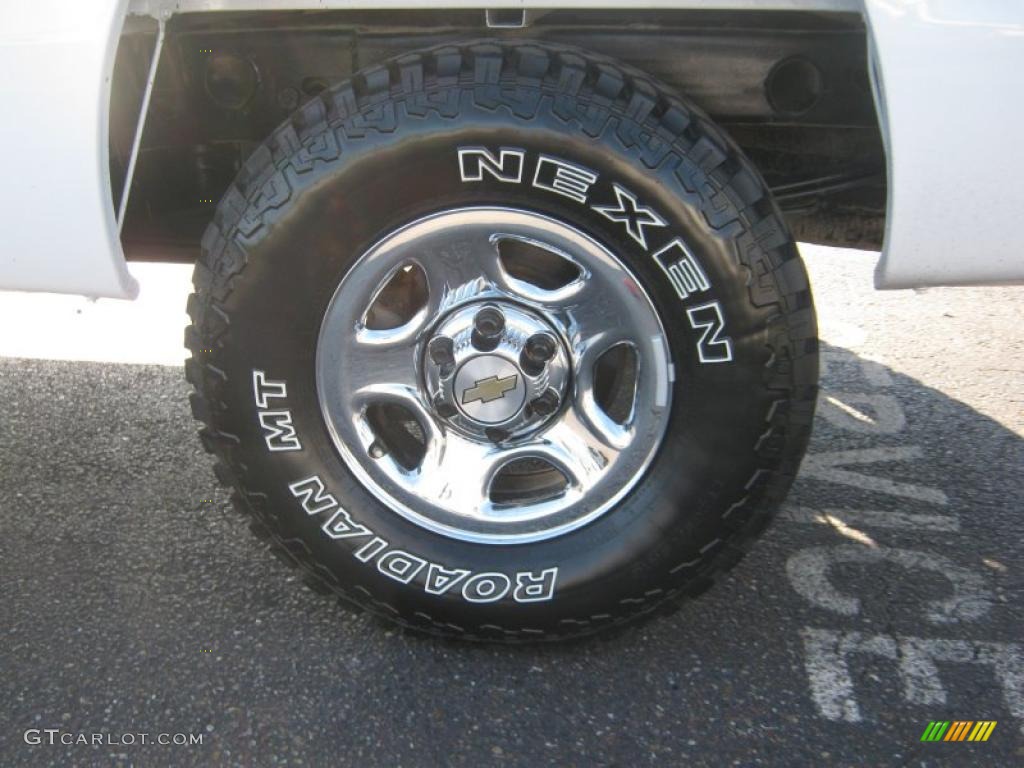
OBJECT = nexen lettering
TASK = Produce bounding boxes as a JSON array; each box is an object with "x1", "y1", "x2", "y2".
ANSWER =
[{"x1": 288, "y1": 475, "x2": 558, "y2": 604}]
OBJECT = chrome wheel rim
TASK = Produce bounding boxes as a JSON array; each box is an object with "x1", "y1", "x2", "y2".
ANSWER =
[{"x1": 316, "y1": 207, "x2": 673, "y2": 544}]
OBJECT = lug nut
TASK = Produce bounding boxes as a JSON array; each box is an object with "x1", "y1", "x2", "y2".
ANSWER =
[
  {"x1": 434, "y1": 397, "x2": 457, "y2": 419},
  {"x1": 485, "y1": 427, "x2": 510, "y2": 444},
  {"x1": 471, "y1": 306, "x2": 505, "y2": 351},
  {"x1": 530, "y1": 388, "x2": 560, "y2": 418},
  {"x1": 520, "y1": 332, "x2": 557, "y2": 375},
  {"x1": 428, "y1": 336, "x2": 455, "y2": 368}
]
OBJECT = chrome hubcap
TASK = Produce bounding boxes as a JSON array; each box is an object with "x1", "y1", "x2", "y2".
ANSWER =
[
  {"x1": 423, "y1": 302, "x2": 571, "y2": 442},
  {"x1": 316, "y1": 207, "x2": 673, "y2": 544}
]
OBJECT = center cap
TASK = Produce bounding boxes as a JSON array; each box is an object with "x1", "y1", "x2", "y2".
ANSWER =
[
  {"x1": 453, "y1": 355, "x2": 527, "y2": 425},
  {"x1": 422, "y1": 301, "x2": 571, "y2": 442}
]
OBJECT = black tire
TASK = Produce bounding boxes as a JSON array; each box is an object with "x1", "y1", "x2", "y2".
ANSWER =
[{"x1": 185, "y1": 40, "x2": 818, "y2": 642}]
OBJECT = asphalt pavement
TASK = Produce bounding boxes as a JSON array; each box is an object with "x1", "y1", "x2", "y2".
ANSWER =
[{"x1": 1, "y1": 247, "x2": 1022, "y2": 767}]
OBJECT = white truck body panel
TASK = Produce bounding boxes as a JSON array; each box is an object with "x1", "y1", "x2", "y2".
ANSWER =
[
  {"x1": 129, "y1": 0, "x2": 860, "y2": 11},
  {"x1": 0, "y1": 0, "x2": 1021, "y2": 298},
  {"x1": 0, "y1": 0, "x2": 138, "y2": 299},
  {"x1": 866, "y1": 0, "x2": 1024, "y2": 288}
]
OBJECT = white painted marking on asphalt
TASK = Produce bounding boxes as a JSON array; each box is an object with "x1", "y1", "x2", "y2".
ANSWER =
[
  {"x1": 820, "y1": 393, "x2": 906, "y2": 434},
  {"x1": 824, "y1": 395, "x2": 876, "y2": 424},
  {"x1": 897, "y1": 636, "x2": 972, "y2": 706},
  {"x1": 801, "y1": 628, "x2": 896, "y2": 722},
  {"x1": 801, "y1": 629, "x2": 1024, "y2": 733},
  {"x1": 786, "y1": 545, "x2": 992, "y2": 623},
  {"x1": 801, "y1": 447, "x2": 949, "y2": 505},
  {"x1": 780, "y1": 505, "x2": 961, "y2": 532}
]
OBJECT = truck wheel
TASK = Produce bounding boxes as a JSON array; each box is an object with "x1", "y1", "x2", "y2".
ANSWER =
[{"x1": 185, "y1": 40, "x2": 817, "y2": 642}]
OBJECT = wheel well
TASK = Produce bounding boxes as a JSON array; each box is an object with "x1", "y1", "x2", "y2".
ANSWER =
[{"x1": 110, "y1": 8, "x2": 886, "y2": 262}]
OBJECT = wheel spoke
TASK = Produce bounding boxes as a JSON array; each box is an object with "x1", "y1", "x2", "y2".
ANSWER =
[
  {"x1": 566, "y1": 326, "x2": 631, "y2": 440},
  {"x1": 550, "y1": 277, "x2": 629, "y2": 355},
  {"x1": 417, "y1": 225, "x2": 505, "y2": 314},
  {"x1": 575, "y1": 385, "x2": 633, "y2": 450},
  {"x1": 528, "y1": 408, "x2": 623, "y2": 491},
  {"x1": 412, "y1": 431, "x2": 506, "y2": 517},
  {"x1": 340, "y1": 325, "x2": 422, "y2": 397},
  {"x1": 490, "y1": 238, "x2": 589, "y2": 306}
]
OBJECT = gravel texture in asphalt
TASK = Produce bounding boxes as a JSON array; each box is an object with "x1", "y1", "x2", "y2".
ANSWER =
[{"x1": 1, "y1": 247, "x2": 1022, "y2": 767}]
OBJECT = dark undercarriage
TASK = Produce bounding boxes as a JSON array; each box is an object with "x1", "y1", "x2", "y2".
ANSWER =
[{"x1": 110, "y1": 8, "x2": 886, "y2": 261}]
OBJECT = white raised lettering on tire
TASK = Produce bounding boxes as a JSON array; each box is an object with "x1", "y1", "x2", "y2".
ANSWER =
[
  {"x1": 532, "y1": 154, "x2": 598, "y2": 203},
  {"x1": 258, "y1": 411, "x2": 301, "y2": 452},
  {"x1": 592, "y1": 183, "x2": 668, "y2": 249},
  {"x1": 458, "y1": 147, "x2": 524, "y2": 183},
  {"x1": 686, "y1": 301, "x2": 734, "y2": 363},
  {"x1": 288, "y1": 475, "x2": 337, "y2": 515},
  {"x1": 288, "y1": 473, "x2": 559, "y2": 604},
  {"x1": 651, "y1": 237, "x2": 710, "y2": 300},
  {"x1": 253, "y1": 370, "x2": 302, "y2": 451}
]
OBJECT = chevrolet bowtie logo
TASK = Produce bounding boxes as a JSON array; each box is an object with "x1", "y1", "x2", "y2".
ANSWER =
[{"x1": 462, "y1": 374, "x2": 518, "y2": 405}]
